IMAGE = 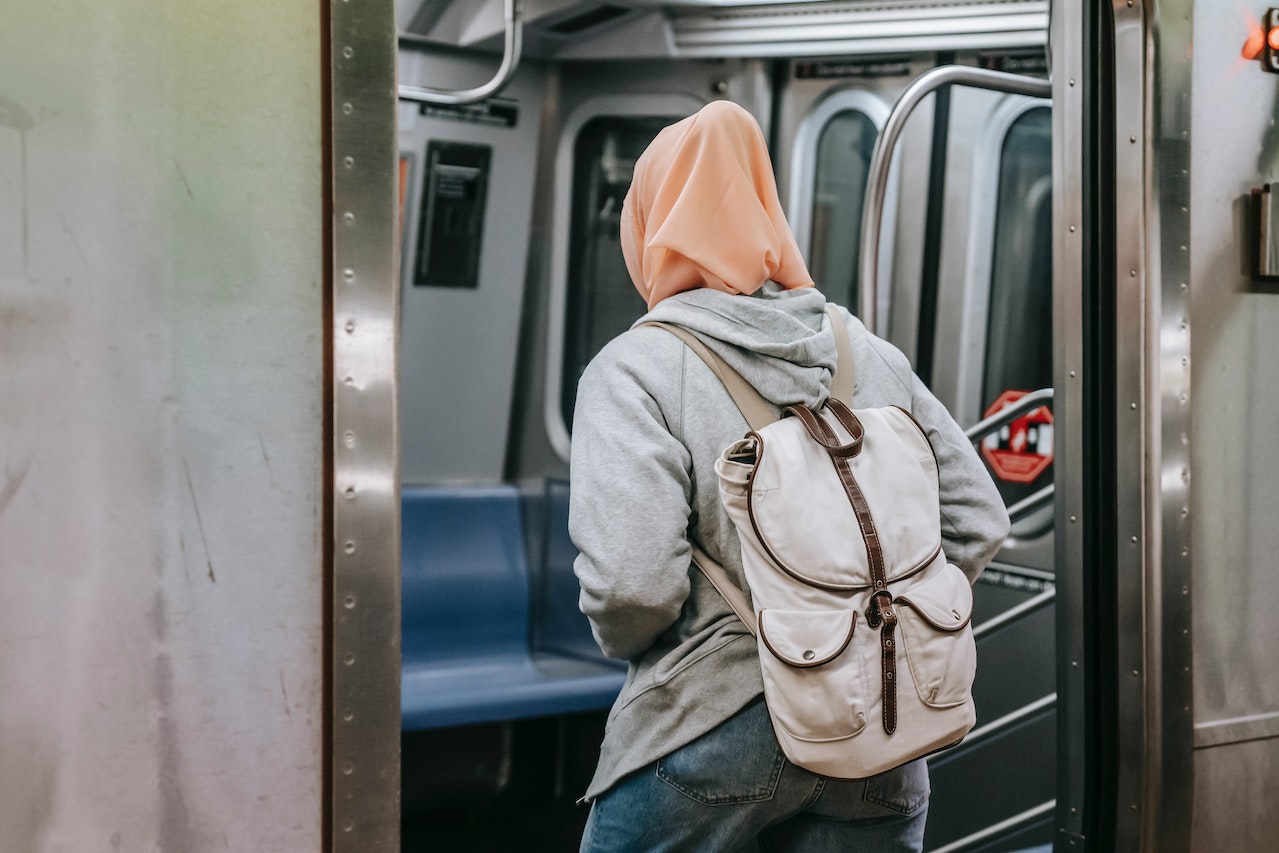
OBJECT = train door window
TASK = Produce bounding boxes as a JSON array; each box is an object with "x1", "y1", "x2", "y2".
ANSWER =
[
  {"x1": 788, "y1": 90, "x2": 893, "y2": 316},
  {"x1": 559, "y1": 117, "x2": 673, "y2": 431},
  {"x1": 545, "y1": 95, "x2": 702, "y2": 461},
  {"x1": 979, "y1": 105, "x2": 1053, "y2": 516},
  {"x1": 810, "y1": 110, "x2": 877, "y2": 309}
]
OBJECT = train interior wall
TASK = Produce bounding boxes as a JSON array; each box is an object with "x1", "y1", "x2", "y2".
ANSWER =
[{"x1": 1188, "y1": 4, "x2": 1279, "y2": 849}]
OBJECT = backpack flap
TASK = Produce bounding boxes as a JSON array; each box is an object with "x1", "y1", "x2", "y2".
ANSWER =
[
  {"x1": 756, "y1": 608, "x2": 869, "y2": 747},
  {"x1": 758, "y1": 608, "x2": 856, "y2": 667},
  {"x1": 743, "y1": 407, "x2": 943, "y2": 592},
  {"x1": 893, "y1": 561, "x2": 973, "y2": 631},
  {"x1": 893, "y1": 562, "x2": 977, "y2": 710}
]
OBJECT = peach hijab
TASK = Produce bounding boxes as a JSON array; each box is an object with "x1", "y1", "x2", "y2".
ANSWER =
[{"x1": 621, "y1": 100, "x2": 814, "y2": 309}]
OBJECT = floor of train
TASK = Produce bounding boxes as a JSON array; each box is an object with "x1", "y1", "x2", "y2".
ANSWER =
[
  {"x1": 401, "y1": 713, "x2": 602, "y2": 853},
  {"x1": 403, "y1": 801, "x2": 588, "y2": 852}
]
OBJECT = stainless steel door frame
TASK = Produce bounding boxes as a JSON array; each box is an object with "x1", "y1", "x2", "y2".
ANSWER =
[
  {"x1": 1109, "y1": 1, "x2": 1194, "y2": 849},
  {"x1": 1049, "y1": 0, "x2": 1088, "y2": 844},
  {"x1": 330, "y1": 2, "x2": 401, "y2": 850},
  {"x1": 1054, "y1": 0, "x2": 1195, "y2": 847}
]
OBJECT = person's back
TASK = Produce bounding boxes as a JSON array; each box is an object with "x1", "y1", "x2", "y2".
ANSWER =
[{"x1": 569, "y1": 100, "x2": 1009, "y2": 852}]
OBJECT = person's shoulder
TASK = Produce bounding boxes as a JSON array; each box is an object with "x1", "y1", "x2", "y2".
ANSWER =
[
  {"x1": 832, "y1": 306, "x2": 914, "y2": 384},
  {"x1": 581, "y1": 324, "x2": 685, "y2": 387}
]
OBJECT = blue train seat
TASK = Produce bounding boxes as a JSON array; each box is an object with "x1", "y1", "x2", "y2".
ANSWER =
[
  {"x1": 529, "y1": 479, "x2": 606, "y2": 661},
  {"x1": 401, "y1": 485, "x2": 626, "y2": 730}
]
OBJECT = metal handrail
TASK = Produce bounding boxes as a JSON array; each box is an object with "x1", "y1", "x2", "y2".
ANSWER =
[
  {"x1": 972, "y1": 586, "x2": 1055, "y2": 639},
  {"x1": 398, "y1": 0, "x2": 523, "y2": 106},
  {"x1": 1007, "y1": 484, "x2": 1055, "y2": 524},
  {"x1": 963, "y1": 387, "x2": 1053, "y2": 444},
  {"x1": 928, "y1": 801, "x2": 1057, "y2": 853},
  {"x1": 858, "y1": 66, "x2": 1052, "y2": 334}
]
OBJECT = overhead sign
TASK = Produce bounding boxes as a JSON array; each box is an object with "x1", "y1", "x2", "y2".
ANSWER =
[
  {"x1": 981, "y1": 390, "x2": 1053, "y2": 484},
  {"x1": 795, "y1": 58, "x2": 912, "y2": 79}
]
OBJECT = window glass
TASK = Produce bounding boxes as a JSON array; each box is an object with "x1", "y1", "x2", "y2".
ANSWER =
[
  {"x1": 808, "y1": 109, "x2": 878, "y2": 311},
  {"x1": 980, "y1": 106, "x2": 1053, "y2": 508},
  {"x1": 560, "y1": 116, "x2": 675, "y2": 430}
]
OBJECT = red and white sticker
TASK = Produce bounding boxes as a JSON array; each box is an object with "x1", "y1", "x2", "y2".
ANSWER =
[{"x1": 980, "y1": 390, "x2": 1053, "y2": 484}]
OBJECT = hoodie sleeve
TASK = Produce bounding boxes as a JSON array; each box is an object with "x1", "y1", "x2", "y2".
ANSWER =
[
  {"x1": 862, "y1": 333, "x2": 1011, "y2": 583},
  {"x1": 569, "y1": 332, "x2": 694, "y2": 661}
]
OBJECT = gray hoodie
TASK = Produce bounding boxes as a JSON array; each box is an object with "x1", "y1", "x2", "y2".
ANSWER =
[{"x1": 569, "y1": 284, "x2": 1009, "y2": 800}]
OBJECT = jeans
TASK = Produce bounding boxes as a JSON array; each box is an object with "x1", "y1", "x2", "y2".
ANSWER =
[{"x1": 580, "y1": 697, "x2": 929, "y2": 852}]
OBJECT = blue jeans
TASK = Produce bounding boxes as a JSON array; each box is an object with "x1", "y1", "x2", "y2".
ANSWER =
[{"x1": 581, "y1": 697, "x2": 929, "y2": 852}]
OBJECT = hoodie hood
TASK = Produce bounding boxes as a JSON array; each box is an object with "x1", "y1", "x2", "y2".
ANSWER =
[{"x1": 636, "y1": 282, "x2": 838, "y2": 409}]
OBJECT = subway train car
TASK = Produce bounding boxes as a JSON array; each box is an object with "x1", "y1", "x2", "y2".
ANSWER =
[{"x1": 2, "y1": 1, "x2": 1277, "y2": 851}]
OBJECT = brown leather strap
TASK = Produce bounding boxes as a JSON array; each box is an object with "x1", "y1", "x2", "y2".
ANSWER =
[
  {"x1": 878, "y1": 597, "x2": 898, "y2": 735},
  {"x1": 823, "y1": 399, "x2": 864, "y2": 449},
  {"x1": 832, "y1": 458, "x2": 887, "y2": 594},
  {"x1": 817, "y1": 418, "x2": 896, "y2": 736},
  {"x1": 784, "y1": 404, "x2": 863, "y2": 459}
]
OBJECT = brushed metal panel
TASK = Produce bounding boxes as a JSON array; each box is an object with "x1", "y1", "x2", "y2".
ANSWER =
[
  {"x1": 1145, "y1": 0, "x2": 1195, "y2": 846},
  {"x1": 1110, "y1": 5, "x2": 1150, "y2": 848},
  {"x1": 330, "y1": 1, "x2": 401, "y2": 851},
  {"x1": 1111, "y1": 0, "x2": 1197, "y2": 847},
  {"x1": 1195, "y1": 711, "x2": 1279, "y2": 749},
  {"x1": 0, "y1": 2, "x2": 325, "y2": 850},
  {"x1": 1189, "y1": 1, "x2": 1279, "y2": 730},
  {"x1": 1191, "y1": 738, "x2": 1279, "y2": 851}
]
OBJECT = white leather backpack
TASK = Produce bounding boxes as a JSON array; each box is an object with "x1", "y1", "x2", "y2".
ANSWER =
[{"x1": 647, "y1": 304, "x2": 976, "y2": 779}]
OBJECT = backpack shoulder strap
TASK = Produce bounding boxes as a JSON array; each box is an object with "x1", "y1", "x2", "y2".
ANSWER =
[
  {"x1": 640, "y1": 321, "x2": 776, "y2": 432},
  {"x1": 689, "y1": 541, "x2": 758, "y2": 636},
  {"x1": 638, "y1": 321, "x2": 765, "y2": 631},
  {"x1": 825, "y1": 303, "x2": 856, "y2": 406}
]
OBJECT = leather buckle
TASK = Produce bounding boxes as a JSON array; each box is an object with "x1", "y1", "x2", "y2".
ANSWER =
[{"x1": 865, "y1": 590, "x2": 894, "y2": 628}]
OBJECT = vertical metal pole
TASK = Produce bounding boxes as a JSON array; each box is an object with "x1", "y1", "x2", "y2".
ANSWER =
[
  {"x1": 329, "y1": 0, "x2": 401, "y2": 850},
  {"x1": 1051, "y1": 0, "x2": 1089, "y2": 845}
]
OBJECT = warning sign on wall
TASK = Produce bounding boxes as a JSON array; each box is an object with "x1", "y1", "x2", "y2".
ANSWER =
[{"x1": 981, "y1": 390, "x2": 1054, "y2": 483}]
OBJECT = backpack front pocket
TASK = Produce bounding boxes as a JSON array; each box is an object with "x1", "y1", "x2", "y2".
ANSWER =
[
  {"x1": 757, "y1": 608, "x2": 866, "y2": 741},
  {"x1": 894, "y1": 563, "x2": 977, "y2": 709}
]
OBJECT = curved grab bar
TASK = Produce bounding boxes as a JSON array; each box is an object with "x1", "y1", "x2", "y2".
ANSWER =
[
  {"x1": 858, "y1": 66, "x2": 1052, "y2": 334},
  {"x1": 398, "y1": 0, "x2": 523, "y2": 106},
  {"x1": 964, "y1": 387, "x2": 1053, "y2": 443},
  {"x1": 1006, "y1": 483, "x2": 1055, "y2": 524}
]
